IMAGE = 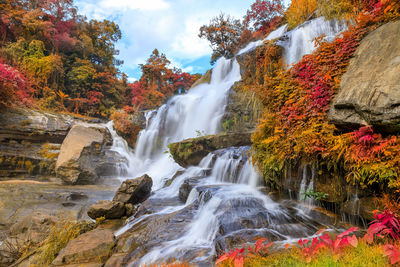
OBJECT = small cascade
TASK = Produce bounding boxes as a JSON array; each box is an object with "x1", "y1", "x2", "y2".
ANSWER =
[
  {"x1": 210, "y1": 147, "x2": 260, "y2": 187},
  {"x1": 237, "y1": 24, "x2": 288, "y2": 55},
  {"x1": 278, "y1": 17, "x2": 347, "y2": 66},
  {"x1": 298, "y1": 164, "x2": 316, "y2": 210}
]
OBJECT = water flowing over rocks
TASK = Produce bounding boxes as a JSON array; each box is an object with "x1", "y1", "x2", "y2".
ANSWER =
[
  {"x1": 329, "y1": 20, "x2": 400, "y2": 133},
  {"x1": 55, "y1": 125, "x2": 112, "y2": 185}
]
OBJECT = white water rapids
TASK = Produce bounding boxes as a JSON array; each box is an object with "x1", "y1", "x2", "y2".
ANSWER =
[{"x1": 103, "y1": 16, "x2": 348, "y2": 266}]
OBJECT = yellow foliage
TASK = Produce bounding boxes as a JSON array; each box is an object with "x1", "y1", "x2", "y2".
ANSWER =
[{"x1": 285, "y1": 0, "x2": 317, "y2": 29}]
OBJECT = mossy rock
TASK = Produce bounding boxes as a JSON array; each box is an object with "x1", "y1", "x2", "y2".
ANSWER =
[{"x1": 168, "y1": 132, "x2": 252, "y2": 167}]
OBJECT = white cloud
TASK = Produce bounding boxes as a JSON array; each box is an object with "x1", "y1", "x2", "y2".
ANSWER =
[
  {"x1": 76, "y1": 0, "x2": 254, "y2": 78},
  {"x1": 182, "y1": 66, "x2": 194, "y2": 73},
  {"x1": 98, "y1": 0, "x2": 170, "y2": 11}
]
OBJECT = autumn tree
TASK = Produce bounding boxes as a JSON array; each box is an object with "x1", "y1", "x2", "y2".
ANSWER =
[
  {"x1": 199, "y1": 13, "x2": 244, "y2": 64},
  {"x1": 244, "y1": 0, "x2": 284, "y2": 34},
  {"x1": 130, "y1": 49, "x2": 199, "y2": 109}
]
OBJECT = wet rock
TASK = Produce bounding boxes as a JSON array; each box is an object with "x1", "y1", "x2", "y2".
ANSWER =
[
  {"x1": 113, "y1": 174, "x2": 153, "y2": 205},
  {"x1": 169, "y1": 133, "x2": 252, "y2": 167},
  {"x1": 165, "y1": 170, "x2": 185, "y2": 186},
  {"x1": 178, "y1": 178, "x2": 201, "y2": 203},
  {"x1": 329, "y1": 21, "x2": 400, "y2": 133},
  {"x1": 52, "y1": 228, "x2": 115, "y2": 266},
  {"x1": 87, "y1": 200, "x2": 126, "y2": 220},
  {"x1": 55, "y1": 125, "x2": 111, "y2": 185}
]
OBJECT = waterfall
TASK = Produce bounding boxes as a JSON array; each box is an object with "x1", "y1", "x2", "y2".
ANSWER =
[
  {"x1": 105, "y1": 16, "x2": 350, "y2": 265},
  {"x1": 279, "y1": 17, "x2": 347, "y2": 66},
  {"x1": 123, "y1": 58, "x2": 241, "y2": 190}
]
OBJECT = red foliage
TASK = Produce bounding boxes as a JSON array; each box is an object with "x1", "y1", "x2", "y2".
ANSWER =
[
  {"x1": 244, "y1": 0, "x2": 283, "y2": 34},
  {"x1": 0, "y1": 62, "x2": 32, "y2": 107},
  {"x1": 216, "y1": 238, "x2": 273, "y2": 267},
  {"x1": 383, "y1": 244, "x2": 400, "y2": 265},
  {"x1": 364, "y1": 210, "x2": 400, "y2": 243}
]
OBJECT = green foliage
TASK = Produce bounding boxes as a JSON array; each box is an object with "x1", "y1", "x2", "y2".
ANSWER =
[{"x1": 301, "y1": 189, "x2": 328, "y2": 201}]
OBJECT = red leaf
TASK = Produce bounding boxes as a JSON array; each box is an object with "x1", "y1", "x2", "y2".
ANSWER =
[
  {"x1": 338, "y1": 227, "x2": 358, "y2": 238},
  {"x1": 347, "y1": 235, "x2": 358, "y2": 248}
]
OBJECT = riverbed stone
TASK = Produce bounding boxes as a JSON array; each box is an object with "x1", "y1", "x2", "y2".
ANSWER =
[
  {"x1": 113, "y1": 174, "x2": 153, "y2": 204},
  {"x1": 87, "y1": 200, "x2": 126, "y2": 220}
]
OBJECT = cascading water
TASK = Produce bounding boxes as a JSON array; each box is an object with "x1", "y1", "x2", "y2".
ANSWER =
[
  {"x1": 105, "y1": 15, "x2": 351, "y2": 266},
  {"x1": 124, "y1": 58, "x2": 241, "y2": 190},
  {"x1": 237, "y1": 24, "x2": 288, "y2": 55},
  {"x1": 115, "y1": 147, "x2": 324, "y2": 265},
  {"x1": 279, "y1": 17, "x2": 347, "y2": 66}
]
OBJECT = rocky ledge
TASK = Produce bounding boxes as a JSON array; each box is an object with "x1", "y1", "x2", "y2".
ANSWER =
[{"x1": 168, "y1": 132, "x2": 252, "y2": 167}]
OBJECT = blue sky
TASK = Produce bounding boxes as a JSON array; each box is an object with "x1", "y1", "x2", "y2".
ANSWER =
[{"x1": 76, "y1": 0, "x2": 290, "y2": 81}]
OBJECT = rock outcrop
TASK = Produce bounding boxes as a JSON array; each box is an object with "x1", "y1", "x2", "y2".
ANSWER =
[
  {"x1": 168, "y1": 132, "x2": 252, "y2": 167},
  {"x1": 55, "y1": 125, "x2": 112, "y2": 185},
  {"x1": 329, "y1": 20, "x2": 400, "y2": 133},
  {"x1": 0, "y1": 108, "x2": 107, "y2": 179}
]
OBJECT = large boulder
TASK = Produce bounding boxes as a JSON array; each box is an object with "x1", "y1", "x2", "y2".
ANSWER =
[
  {"x1": 87, "y1": 200, "x2": 126, "y2": 220},
  {"x1": 113, "y1": 174, "x2": 153, "y2": 204},
  {"x1": 55, "y1": 125, "x2": 112, "y2": 184},
  {"x1": 329, "y1": 21, "x2": 400, "y2": 133},
  {"x1": 52, "y1": 228, "x2": 115, "y2": 266},
  {"x1": 168, "y1": 132, "x2": 252, "y2": 167}
]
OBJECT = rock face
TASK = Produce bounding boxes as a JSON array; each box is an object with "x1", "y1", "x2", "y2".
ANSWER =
[
  {"x1": 190, "y1": 69, "x2": 212, "y2": 88},
  {"x1": 55, "y1": 125, "x2": 111, "y2": 184},
  {"x1": 168, "y1": 132, "x2": 252, "y2": 167},
  {"x1": 87, "y1": 200, "x2": 126, "y2": 220},
  {"x1": 52, "y1": 228, "x2": 115, "y2": 266},
  {"x1": 329, "y1": 21, "x2": 400, "y2": 133},
  {"x1": 0, "y1": 109, "x2": 87, "y2": 178},
  {"x1": 113, "y1": 174, "x2": 153, "y2": 204}
]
